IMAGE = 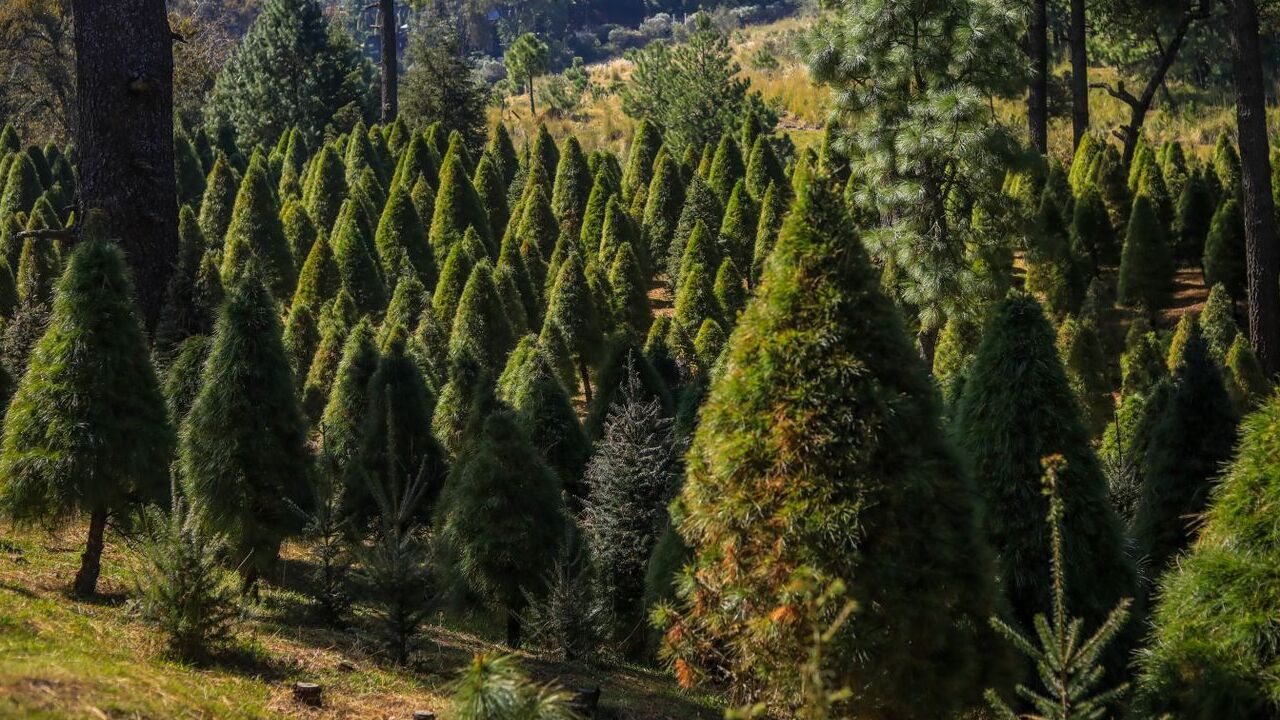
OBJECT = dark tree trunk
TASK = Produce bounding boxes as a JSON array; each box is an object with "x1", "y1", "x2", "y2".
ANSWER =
[
  {"x1": 1227, "y1": 0, "x2": 1280, "y2": 374},
  {"x1": 72, "y1": 509, "x2": 108, "y2": 597},
  {"x1": 69, "y1": 0, "x2": 177, "y2": 332},
  {"x1": 379, "y1": 0, "x2": 398, "y2": 123},
  {"x1": 528, "y1": 79, "x2": 536, "y2": 117},
  {"x1": 1027, "y1": 0, "x2": 1049, "y2": 153},
  {"x1": 578, "y1": 356, "x2": 592, "y2": 403},
  {"x1": 1068, "y1": 0, "x2": 1089, "y2": 150},
  {"x1": 506, "y1": 613, "x2": 522, "y2": 649}
]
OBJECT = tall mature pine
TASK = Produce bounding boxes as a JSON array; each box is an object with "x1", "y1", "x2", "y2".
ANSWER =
[
  {"x1": 666, "y1": 178, "x2": 1006, "y2": 714},
  {"x1": 956, "y1": 295, "x2": 1134, "y2": 634},
  {"x1": 0, "y1": 241, "x2": 174, "y2": 597},
  {"x1": 182, "y1": 271, "x2": 313, "y2": 587}
]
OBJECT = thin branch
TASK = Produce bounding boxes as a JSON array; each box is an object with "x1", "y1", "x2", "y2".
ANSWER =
[{"x1": 16, "y1": 228, "x2": 76, "y2": 241}]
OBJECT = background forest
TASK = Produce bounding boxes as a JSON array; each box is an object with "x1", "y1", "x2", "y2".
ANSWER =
[{"x1": 1, "y1": 0, "x2": 1280, "y2": 719}]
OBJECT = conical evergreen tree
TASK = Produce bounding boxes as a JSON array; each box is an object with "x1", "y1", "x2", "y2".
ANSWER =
[
  {"x1": 956, "y1": 295, "x2": 1134, "y2": 634},
  {"x1": 530, "y1": 124, "x2": 560, "y2": 188},
  {"x1": 432, "y1": 242, "x2": 474, "y2": 326},
  {"x1": 473, "y1": 154, "x2": 510, "y2": 243},
  {"x1": 344, "y1": 122, "x2": 384, "y2": 188},
  {"x1": 1133, "y1": 329, "x2": 1237, "y2": 585},
  {"x1": 290, "y1": 226, "x2": 340, "y2": 317},
  {"x1": 1225, "y1": 333, "x2": 1270, "y2": 413},
  {"x1": 1117, "y1": 194, "x2": 1173, "y2": 313},
  {"x1": 487, "y1": 122, "x2": 519, "y2": 187},
  {"x1": 608, "y1": 242, "x2": 651, "y2": 341},
  {"x1": 751, "y1": 180, "x2": 785, "y2": 286},
  {"x1": 1134, "y1": 389, "x2": 1280, "y2": 718},
  {"x1": 1212, "y1": 132, "x2": 1241, "y2": 197},
  {"x1": 281, "y1": 199, "x2": 319, "y2": 268},
  {"x1": 517, "y1": 186, "x2": 559, "y2": 261},
  {"x1": 622, "y1": 120, "x2": 662, "y2": 206},
  {"x1": 394, "y1": 134, "x2": 439, "y2": 192},
  {"x1": 1071, "y1": 185, "x2": 1116, "y2": 269},
  {"x1": 497, "y1": 229, "x2": 538, "y2": 325},
  {"x1": 706, "y1": 132, "x2": 745, "y2": 203},
  {"x1": 430, "y1": 140, "x2": 492, "y2": 264},
  {"x1": 1174, "y1": 169, "x2": 1214, "y2": 264},
  {"x1": 713, "y1": 258, "x2": 746, "y2": 323},
  {"x1": 304, "y1": 145, "x2": 348, "y2": 233},
  {"x1": 499, "y1": 339, "x2": 590, "y2": 496},
  {"x1": 642, "y1": 152, "x2": 686, "y2": 266},
  {"x1": 0, "y1": 257, "x2": 18, "y2": 319},
  {"x1": 1025, "y1": 190, "x2": 1087, "y2": 320},
  {"x1": 409, "y1": 172, "x2": 436, "y2": 228},
  {"x1": 182, "y1": 270, "x2": 313, "y2": 586},
  {"x1": 0, "y1": 154, "x2": 43, "y2": 264},
  {"x1": 175, "y1": 132, "x2": 207, "y2": 208},
  {"x1": 718, "y1": 180, "x2": 757, "y2": 275},
  {"x1": 579, "y1": 173, "x2": 612, "y2": 254},
  {"x1": 320, "y1": 319, "x2": 380, "y2": 477},
  {"x1": 0, "y1": 240, "x2": 174, "y2": 597},
  {"x1": 282, "y1": 302, "x2": 320, "y2": 386},
  {"x1": 1056, "y1": 314, "x2": 1113, "y2": 436},
  {"x1": 1200, "y1": 283, "x2": 1239, "y2": 363},
  {"x1": 668, "y1": 173, "x2": 723, "y2": 285},
  {"x1": 157, "y1": 206, "x2": 217, "y2": 353},
  {"x1": 331, "y1": 200, "x2": 388, "y2": 317},
  {"x1": 433, "y1": 397, "x2": 567, "y2": 648},
  {"x1": 543, "y1": 253, "x2": 602, "y2": 401},
  {"x1": 932, "y1": 312, "x2": 982, "y2": 409},
  {"x1": 598, "y1": 196, "x2": 641, "y2": 272},
  {"x1": 221, "y1": 152, "x2": 297, "y2": 300},
  {"x1": 744, "y1": 134, "x2": 786, "y2": 202},
  {"x1": 448, "y1": 261, "x2": 515, "y2": 373},
  {"x1": 302, "y1": 291, "x2": 358, "y2": 421},
  {"x1": 667, "y1": 178, "x2": 1006, "y2": 714},
  {"x1": 277, "y1": 128, "x2": 309, "y2": 201},
  {"x1": 15, "y1": 236, "x2": 59, "y2": 310},
  {"x1": 163, "y1": 334, "x2": 211, "y2": 428},
  {"x1": 551, "y1": 137, "x2": 593, "y2": 240},
  {"x1": 1203, "y1": 197, "x2": 1246, "y2": 302},
  {"x1": 379, "y1": 274, "x2": 428, "y2": 348},
  {"x1": 375, "y1": 183, "x2": 434, "y2": 288}
]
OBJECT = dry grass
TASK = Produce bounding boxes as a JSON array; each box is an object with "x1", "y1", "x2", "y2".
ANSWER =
[{"x1": 0, "y1": 525, "x2": 716, "y2": 719}]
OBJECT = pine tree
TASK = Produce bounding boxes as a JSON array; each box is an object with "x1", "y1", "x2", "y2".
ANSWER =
[
  {"x1": 665, "y1": 178, "x2": 1005, "y2": 713},
  {"x1": 221, "y1": 151, "x2": 297, "y2": 301},
  {"x1": 668, "y1": 173, "x2": 723, "y2": 285},
  {"x1": 1212, "y1": 132, "x2": 1241, "y2": 197},
  {"x1": 718, "y1": 180, "x2": 757, "y2": 275},
  {"x1": 164, "y1": 335, "x2": 212, "y2": 428},
  {"x1": 579, "y1": 173, "x2": 612, "y2": 255},
  {"x1": 1117, "y1": 194, "x2": 1173, "y2": 313},
  {"x1": 1133, "y1": 329, "x2": 1237, "y2": 585},
  {"x1": 281, "y1": 199, "x2": 319, "y2": 269},
  {"x1": 745, "y1": 134, "x2": 786, "y2": 202},
  {"x1": 430, "y1": 140, "x2": 492, "y2": 264},
  {"x1": 394, "y1": 134, "x2": 439, "y2": 192},
  {"x1": 277, "y1": 128, "x2": 309, "y2": 201},
  {"x1": 0, "y1": 240, "x2": 174, "y2": 597},
  {"x1": 331, "y1": 200, "x2": 388, "y2": 317},
  {"x1": 204, "y1": 0, "x2": 368, "y2": 149},
  {"x1": 1135, "y1": 390, "x2": 1280, "y2": 718},
  {"x1": 1025, "y1": 191, "x2": 1087, "y2": 320},
  {"x1": 0, "y1": 257, "x2": 18, "y2": 320},
  {"x1": 530, "y1": 124, "x2": 560, "y2": 189},
  {"x1": 1056, "y1": 314, "x2": 1112, "y2": 436},
  {"x1": 642, "y1": 152, "x2": 686, "y2": 266},
  {"x1": 1071, "y1": 185, "x2": 1116, "y2": 269},
  {"x1": 673, "y1": 255, "x2": 719, "y2": 340},
  {"x1": 499, "y1": 340, "x2": 590, "y2": 497},
  {"x1": 432, "y1": 242, "x2": 474, "y2": 326},
  {"x1": 1225, "y1": 333, "x2": 1270, "y2": 413},
  {"x1": 175, "y1": 132, "x2": 207, "y2": 209},
  {"x1": 608, "y1": 242, "x2": 651, "y2": 341},
  {"x1": 622, "y1": 121, "x2": 662, "y2": 206},
  {"x1": 473, "y1": 154, "x2": 510, "y2": 244},
  {"x1": 291, "y1": 226, "x2": 340, "y2": 318},
  {"x1": 551, "y1": 137, "x2": 593, "y2": 239},
  {"x1": 157, "y1": 206, "x2": 217, "y2": 353},
  {"x1": 713, "y1": 258, "x2": 746, "y2": 324},
  {"x1": 0, "y1": 154, "x2": 43, "y2": 264},
  {"x1": 434, "y1": 399, "x2": 567, "y2": 648},
  {"x1": 933, "y1": 312, "x2": 982, "y2": 409},
  {"x1": 586, "y1": 339, "x2": 673, "y2": 440},
  {"x1": 1174, "y1": 169, "x2": 1215, "y2": 264},
  {"x1": 518, "y1": 186, "x2": 559, "y2": 261},
  {"x1": 543, "y1": 253, "x2": 601, "y2": 401},
  {"x1": 692, "y1": 318, "x2": 726, "y2": 371},
  {"x1": 320, "y1": 319, "x2": 380, "y2": 475},
  {"x1": 1203, "y1": 197, "x2": 1246, "y2": 301},
  {"x1": 583, "y1": 362, "x2": 682, "y2": 656},
  {"x1": 956, "y1": 295, "x2": 1134, "y2": 636},
  {"x1": 304, "y1": 145, "x2": 349, "y2": 233},
  {"x1": 487, "y1": 122, "x2": 519, "y2": 187},
  {"x1": 375, "y1": 183, "x2": 434, "y2": 288},
  {"x1": 1200, "y1": 283, "x2": 1239, "y2": 363},
  {"x1": 448, "y1": 260, "x2": 515, "y2": 373},
  {"x1": 344, "y1": 121, "x2": 384, "y2": 188},
  {"x1": 597, "y1": 196, "x2": 640, "y2": 273},
  {"x1": 752, "y1": 180, "x2": 785, "y2": 286},
  {"x1": 15, "y1": 236, "x2": 59, "y2": 310},
  {"x1": 706, "y1": 132, "x2": 745, "y2": 203},
  {"x1": 182, "y1": 271, "x2": 314, "y2": 588}
]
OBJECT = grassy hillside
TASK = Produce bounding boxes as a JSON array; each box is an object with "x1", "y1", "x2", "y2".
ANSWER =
[{"x1": 0, "y1": 526, "x2": 717, "y2": 719}]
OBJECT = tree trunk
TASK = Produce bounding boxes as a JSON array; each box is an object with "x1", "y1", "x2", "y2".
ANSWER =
[
  {"x1": 1068, "y1": 0, "x2": 1089, "y2": 150},
  {"x1": 579, "y1": 356, "x2": 592, "y2": 403},
  {"x1": 69, "y1": 0, "x2": 177, "y2": 332},
  {"x1": 1227, "y1": 0, "x2": 1280, "y2": 374},
  {"x1": 528, "y1": 78, "x2": 536, "y2": 117},
  {"x1": 379, "y1": 0, "x2": 398, "y2": 123},
  {"x1": 506, "y1": 613, "x2": 522, "y2": 649},
  {"x1": 72, "y1": 509, "x2": 108, "y2": 597},
  {"x1": 1027, "y1": 0, "x2": 1049, "y2": 153}
]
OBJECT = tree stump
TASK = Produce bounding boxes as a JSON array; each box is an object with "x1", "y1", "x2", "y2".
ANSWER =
[
  {"x1": 569, "y1": 686, "x2": 600, "y2": 718},
  {"x1": 292, "y1": 682, "x2": 322, "y2": 707},
  {"x1": 412, "y1": 712, "x2": 436, "y2": 720}
]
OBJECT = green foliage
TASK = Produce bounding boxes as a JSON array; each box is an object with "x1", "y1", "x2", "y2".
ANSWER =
[
  {"x1": 1225, "y1": 334, "x2": 1270, "y2": 413},
  {"x1": 608, "y1": 241, "x2": 651, "y2": 341},
  {"x1": 551, "y1": 138, "x2": 592, "y2": 240},
  {"x1": 1056, "y1": 315, "x2": 1112, "y2": 436},
  {"x1": 706, "y1": 133, "x2": 745, "y2": 203},
  {"x1": 745, "y1": 135, "x2": 786, "y2": 203},
  {"x1": 474, "y1": 155, "x2": 510, "y2": 248},
  {"x1": 1071, "y1": 185, "x2": 1116, "y2": 269},
  {"x1": 375, "y1": 183, "x2": 434, "y2": 288},
  {"x1": 668, "y1": 173, "x2": 722, "y2": 286},
  {"x1": 14, "y1": 236, "x2": 58, "y2": 310},
  {"x1": 622, "y1": 120, "x2": 662, "y2": 207},
  {"x1": 281, "y1": 199, "x2": 319, "y2": 269},
  {"x1": 1166, "y1": 313, "x2": 1195, "y2": 374},
  {"x1": 331, "y1": 200, "x2": 387, "y2": 317},
  {"x1": 400, "y1": 21, "x2": 487, "y2": 152},
  {"x1": 449, "y1": 260, "x2": 516, "y2": 373},
  {"x1": 320, "y1": 320, "x2": 380, "y2": 477},
  {"x1": 641, "y1": 152, "x2": 685, "y2": 265},
  {"x1": 133, "y1": 498, "x2": 240, "y2": 660},
  {"x1": 447, "y1": 653, "x2": 575, "y2": 720},
  {"x1": 221, "y1": 152, "x2": 296, "y2": 301},
  {"x1": 304, "y1": 145, "x2": 349, "y2": 233},
  {"x1": 158, "y1": 207, "x2": 219, "y2": 355},
  {"x1": 499, "y1": 339, "x2": 589, "y2": 495},
  {"x1": 1212, "y1": 132, "x2": 1241, "y2": 197},
  {"x1": 0, "y1": 154, "x2": 42, "y2": 263},
  {"x1": 1203, "y1": 197, "x2": 1246, "y2": 301},
  {"x1": 163, "y1": 335, "x2": 211, "y2": 428},
  {"x1": 957, "y1": 295, "x2": 1133, "y2": 636},
  {"x1": 1135, "y1": 389, "x2": 1280, "y2": 718},
  {"x1": 985, "y1": 457, "x2": 1133, "y2": 720},
  {"x1": 205, "y1": 0, "x2": 370, "y2": 149},
  {"x1": 431, "y1": 140, "x2": 493, "y2": 264},
  {"x1": 1200, "y1": 283, "x2": 1239, "y2": 363},
  {"x1": 712, "y1": 258, "x2": 745, "y2": 324},
  {"x1": 487, "y1": 123, "x2": 519, "y2": 187},
  {"x1": 542, "y1": 253, "x2": 601, "y2": 394},
  {"x1": 182, "y1": 271, "x2": 313, "y2": 581},
  {"x1": 1117, "y1": 195, "x2": 1173, "y2": 313},
  {"x1": 1133, "y1": 329, "x2": 1236, "y2": 583},
  {"x1": 1120, "y1": 323, "x2": 1167, "y2": 399},
  {"x1": 0, "y1": 240, "x2": 173, "y2": 526},
  {"x1": 752, "y1": 180, "x2": 786, "y2": 287},
  {"x1": 665, "y1": 178, "x2": 1004, "y2": 714},
  {"x1": 579, "y1": 175, "x2": 611, "y2": 260},
  {"x1": 620, "y1": 13, "x2": 773, "y2": 156},
  {"x1": 1025, "y1": 192, "x2": 1086, "y2": 321},
  {"x1": 434, "y1": 400, "x2": 567, "y2": 638},
  {"x1": 719, "y1": 180, "x2": 757, "y2": 277},
  {"x1": 1174, "y1": 169, "x2": 1215, "y2": 264},
  {"x1": 175, "y1": 133, "x2": 208, "y2": 209}
]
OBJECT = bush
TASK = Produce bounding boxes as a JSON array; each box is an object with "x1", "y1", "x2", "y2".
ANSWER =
[
  {"x1": 1203, "y1": 197, "x2": 1246, "y2": 302},
  {"x1": 1117, "y1": 195, "x2": 1172, "y2": 313},
  {"x1": 448, "y1": 654, "x2": 575, "y2": 720}
]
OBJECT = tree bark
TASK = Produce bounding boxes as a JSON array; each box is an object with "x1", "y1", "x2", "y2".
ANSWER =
[
  {"x1": 69, "y1": 0, "x2": 177, "y2": 332},
  {"x1": 528, "y1": 78, "x2": 536, "y2": 117},
  {"x1": 379, "y1": 0, "x2": 398, "y2": 123},
  {"x1": 72, "y1": 509, "x2": 108, "y2": 597},
  {"x1": 1068, "y1": 0, "x2": 1089, "y2": 150},
  {"x1": 1027, "y1": 0, "x2": 1049, "y2": 153},
  {"x1": 1227, "y1": 0, "x2": 1280, "y2": 374}
]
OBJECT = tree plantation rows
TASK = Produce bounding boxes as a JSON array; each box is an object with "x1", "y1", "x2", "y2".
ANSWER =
[{"x1": 2, "y1": 0, "x2": 1280, "y2": 718}]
